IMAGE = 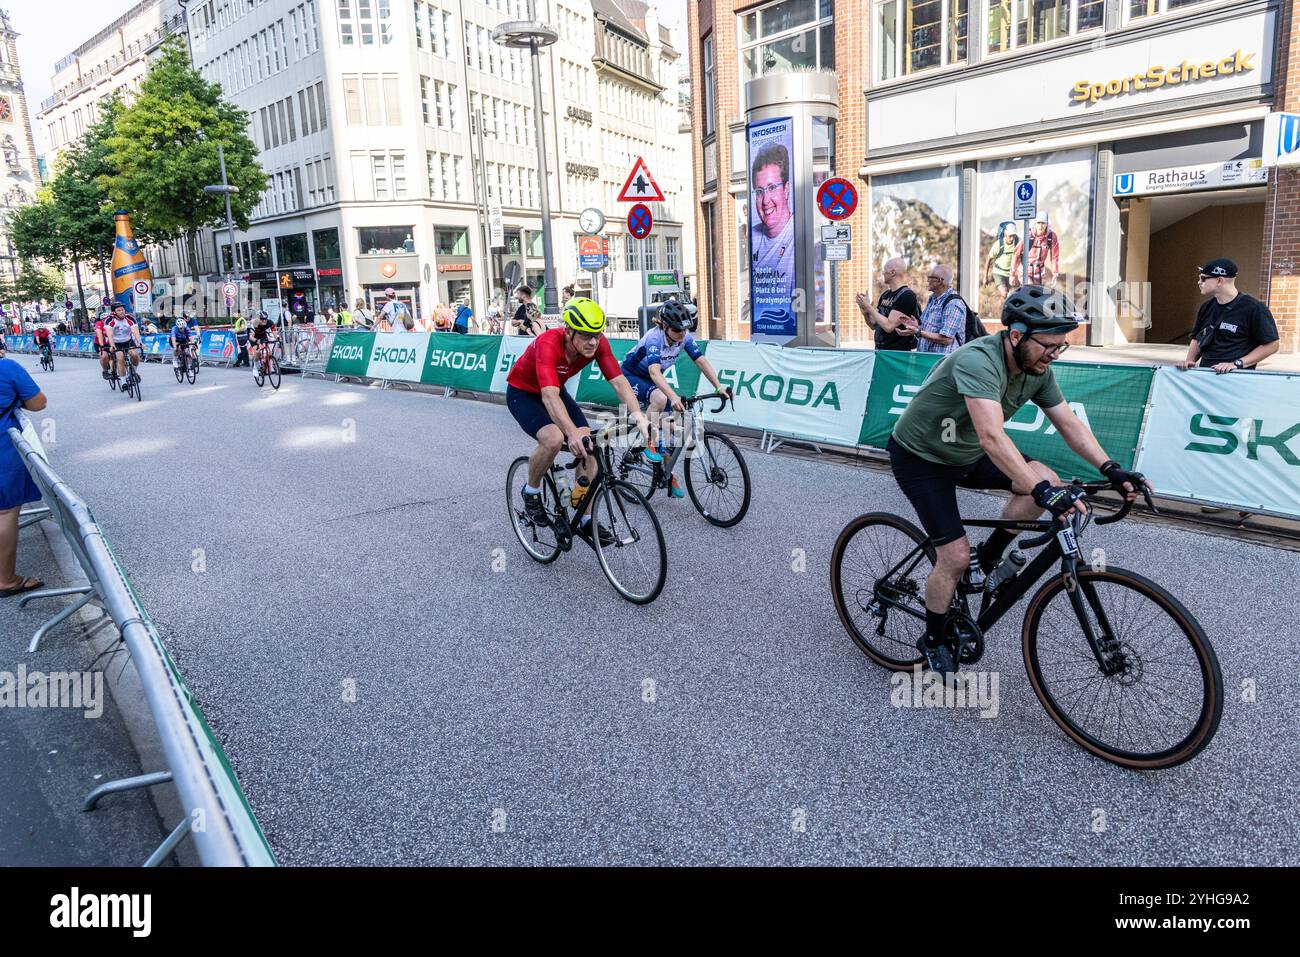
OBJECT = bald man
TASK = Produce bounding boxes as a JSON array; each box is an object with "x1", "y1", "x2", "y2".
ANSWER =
[
  {"x1": 916, "y1": 263, "x2": 966, "y2": 355},
  {"x1": 856, "y1": 257, "x2": 919, "y2": 351}
]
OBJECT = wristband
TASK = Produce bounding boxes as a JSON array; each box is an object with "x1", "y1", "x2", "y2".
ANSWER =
[{"x1": 1099, "y1": 459, "x2": 1121, "y2": 478}]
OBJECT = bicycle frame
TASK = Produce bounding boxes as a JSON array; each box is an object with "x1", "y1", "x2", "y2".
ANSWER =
[
  {"x1": 546, "y1": 437, "x2": 614, "y2": 549},
  {"x1": 618, "y1": 392, "x2": 731, "y2": 492}
]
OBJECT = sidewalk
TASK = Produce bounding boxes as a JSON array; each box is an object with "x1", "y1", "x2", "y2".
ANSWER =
[{"x1": 0, "y1": 518, "x2": 169, "y2": 866}]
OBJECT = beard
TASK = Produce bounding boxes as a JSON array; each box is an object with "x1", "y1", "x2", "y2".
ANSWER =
[{"x1": 1014, "y1": 338, "x2": 1048, "y2": 377}]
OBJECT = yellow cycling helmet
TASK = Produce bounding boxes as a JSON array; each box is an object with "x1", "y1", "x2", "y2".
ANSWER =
[{"x1": 562, "y1": 297, "x2": 606, "y2": 335}]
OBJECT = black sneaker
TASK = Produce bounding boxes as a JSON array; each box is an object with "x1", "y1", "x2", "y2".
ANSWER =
[
  {"x1": 916, "y1": 634, "x2": 959, "y2": 680},
  {"x1": 579, "y1": 520, "x2": 616, "y2": 548},
  {"x1": 521, "y1": 489, "x2": 549, "y2": 527}
]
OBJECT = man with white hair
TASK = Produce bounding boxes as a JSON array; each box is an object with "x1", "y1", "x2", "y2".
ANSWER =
[{"x1": 915, "y1": 264, "x2": 966, "y2": 355}]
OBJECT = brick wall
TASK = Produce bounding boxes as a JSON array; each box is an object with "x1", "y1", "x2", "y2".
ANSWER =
[
  {"x1": 1263, "y1": 0, "x2": 1300, "y2": 350},
  {"x1": 834, "y1": 3, "x2": 870, "y2": 345}
]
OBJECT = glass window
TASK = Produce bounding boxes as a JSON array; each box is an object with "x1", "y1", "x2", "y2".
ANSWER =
[
  {"x1": 505, "y1": 230, "x2": 522, "y2": 255},
  {"x1": 738, "y1": 0, "x2": 835, "y2": 85},
  {"x1": 313, "y1": 228, "x2": 341, "y2": 262},
  {"x1": 702, "y1": 35, "x2": 716, "y2": 138},
  {"x1": 360, "y1": 226, "x2": 416, "y2": 254},
  {"x1": 1128, "y1": 0, "x2": 1204, "y2": 19},
  {"x1": 249, "y1": 237, "x2": 273, "y2": 268},
  {"x1": 526, "y1": 230, "x2": 544, "y2": 258},
  {"x1": 987, "y1": 0, "x2": 1099, "y2": 56},
  {"x1": 666, "y1": 236, "x2": 679, "y2": 271},
  {"x1": 436, "y1": 229, "x2": 469, "y2": 256},
  {"x1": 275, "y1": 232, "x2": 310, "y2": 265},
  {"x1": 877, "y1": 0, "x2": 967, "y2": 81},
  {"x1": 869, "y1": 164, "x2": 961, "y2": 303}
]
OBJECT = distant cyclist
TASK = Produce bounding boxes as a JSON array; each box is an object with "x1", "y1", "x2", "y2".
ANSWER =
[
  {"x1": 93, "y1": 316, "x2": 112, "y2": 378},
  {"x1": 249, "y1": 310, "x2": 278, "y2": 372},
  {"x1": 169, "y1": 315, "x2": 194, "y2": 369},
  {"x1": 887, "y1": 285, "x2": 1150, "y2": 678},
  {"x1": 506, "y1": 297, "x2": 649, "y2": 545},
  {"x1": 106, "y1": 304, "x2": 142, "y2": 382},
  {"x1": 620, "y1": 300, "x2": 729, "y2": 497},
  {"x1": 33, "y1": 325, "x2": 53, "y2": 364}
]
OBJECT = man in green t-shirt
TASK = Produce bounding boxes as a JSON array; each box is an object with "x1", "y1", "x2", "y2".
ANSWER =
[{"x1": 888, "y1": 284, "x2": 1150, "y2": 678}]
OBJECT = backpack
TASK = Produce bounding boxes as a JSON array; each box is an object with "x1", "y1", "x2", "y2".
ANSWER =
[{"x1": 944, "y1": 291, "x2": 987, "y2": 345}]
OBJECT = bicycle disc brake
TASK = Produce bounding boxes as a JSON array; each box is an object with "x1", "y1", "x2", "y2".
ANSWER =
[{"x1": 946, "y1": 611, "x2": 984, "y2": 665}]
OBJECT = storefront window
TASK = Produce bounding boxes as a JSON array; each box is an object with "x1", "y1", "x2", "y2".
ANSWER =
[
  {"x1": 1129, "y1": 0, "x2": 1205, "y2": 20},
  {"x1": 505, "y1": 230, "x2": 522, "y2": 255},
  {"x1": 976, "y1": 147, "x2": 1095, "y2": 321},
  {"x1": 249, "y1": 238, "x2": 273, "y2": 269},
  {"x1": 359, "y1": 226, "x2": 415, "y2": 254},
  {"x1": 869, "y1": 164, "x2": 961, "y2": 297},
  {"x1": 738, "y1": 0, "x2": 835, "y2": 86},
  {"x1": 987, "y1": 0, "x2": 1101, "y2": 56},
  {"x1": 312, "y1": 227, "x2": 341, "y2": 262},
  {"x1": 526, "y1": 230, "x2": 544, "y2": 258},
  {"x1": 876, "y1": 1, "x2": 968, "y2": 82},
  {"x1": 436, "y1": 228, "x2": 469, "y2": 256},
  {"x1": 275, "y1": 232, "x2": 310, "y2": 265}
]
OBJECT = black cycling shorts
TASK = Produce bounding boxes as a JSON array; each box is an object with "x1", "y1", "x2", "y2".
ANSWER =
[
  {"x1": 113, "y1": 341, "x2": 137, "y2": 353},
  {"x1": 887, "y1": 435, "x2": 1033, "y2": 546},
  {"x1": 506, "y1": 384, "x2": 587, "y2": 438}
]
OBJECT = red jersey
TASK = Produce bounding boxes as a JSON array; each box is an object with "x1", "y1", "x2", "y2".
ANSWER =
[
  {"x1": 506, "y1": 327, "x2": 622, "y2": 394},
  {"x1": 34, "y1": 327, "x2": 52, "y2": 341}
]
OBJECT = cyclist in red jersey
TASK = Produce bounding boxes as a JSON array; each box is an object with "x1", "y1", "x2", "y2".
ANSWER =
[
  {"x1": 93, "y1": 318, "x2": 112, "y2": 378},
  {"x1": 506, "y1": 297, "x2": 649, "y2": 537}
]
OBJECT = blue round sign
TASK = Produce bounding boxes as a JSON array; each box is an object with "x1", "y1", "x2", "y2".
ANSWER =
[
  {"x1": 628, "y1": 204, "x2": 653, "y2": 240},
  {"x1": 816, "y1": 178, "x2": 858, "y2": 221},
  {"x1": 1017, "y1": 182, "x2": 1035, "y2": 202}
]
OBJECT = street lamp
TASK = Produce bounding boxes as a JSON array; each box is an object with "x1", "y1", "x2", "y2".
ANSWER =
[
  {"x1": 204, "y1": 144, "x2": 243, "y2": 318},
  {"x1": 493, "y1": 7, "x2": 560, "y2": 315}
]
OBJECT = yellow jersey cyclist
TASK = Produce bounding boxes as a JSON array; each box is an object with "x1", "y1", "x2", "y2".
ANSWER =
[
  {"x1": 620, "y1": 299, "x2": 730, "y2": 497},
  {"x1": 887, "y1": 284, "x2": 1151, "y2": 678},
  {"x1": 506, "y1": 297, "x2": 650, "y2": 546}
]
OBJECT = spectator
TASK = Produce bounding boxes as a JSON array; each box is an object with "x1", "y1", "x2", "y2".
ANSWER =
[
  {"x1": 143, "y1": 317, "x2": 159, "y2": 336},
  {"x1": 561, "y1": 284, "x2": 576, "y2": 305},
  {"x1": 512, "y1": 285, "x2": 543, "y2": 337},
  {"x1": 379, "y1": 288, "x2": 411, "y2": 332},
  {"x1": 453, "y1": 301, "x2": 472, "y2": 335},
  {"x1": 323, "y1": 306, "x2": 337, "y2": 325},
  {"x1": 1012, "y1": 212, "x2": 1060, "y2": 287},
  {"x1": 915, "y1": 264, "x2": 966, "y2": 355},
  {"x1": 855, "y1": 256, "x2": 919, "y2": 352},
  {"x1": 485, "y1": 296, "x2": 504, "y2": 335},
  {"x1": 0, "y1": 341, "x2": 48, "y2": 596},
  {"x1": 1177, "y1": 258, "x2": 1280, "y2": 374},
  {"x1": 353, "y1": 299, "x2": 374, "y2": 330}
]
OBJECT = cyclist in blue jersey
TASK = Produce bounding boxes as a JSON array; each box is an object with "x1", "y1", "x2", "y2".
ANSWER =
[
  {"x1": 169, "y1": 315, "x2": 193, "y2": 369},
  {"x1": 621, "y1": 300, "x2": 729, "y2": 497}
]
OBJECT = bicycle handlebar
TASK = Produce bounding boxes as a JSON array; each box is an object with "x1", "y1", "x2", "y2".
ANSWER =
[
  {"x1": 1016, "y1": 479, "x2": 1156, "y2": 549},
  {"x1": 681, "y1": 391, "x2": 734, "y2": 414}
]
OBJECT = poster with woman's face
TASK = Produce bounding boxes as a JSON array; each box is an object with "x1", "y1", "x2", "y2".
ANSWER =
[{"x1": 748, "y1": 117, "x2": 797, "y2": 340}]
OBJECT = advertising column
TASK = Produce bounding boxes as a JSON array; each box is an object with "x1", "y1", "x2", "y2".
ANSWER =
[{"x1": 747, "y1": 117, "x2": 798, "y2": 343}]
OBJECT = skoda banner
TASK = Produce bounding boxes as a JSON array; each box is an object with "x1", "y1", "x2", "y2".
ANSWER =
[
  {"x1": 422, "y1": 334, "x2": 501, "y2": 391},
  {"x1": 703, "y1": 341, "x2": 874, "y2": 446},
  {"x1": 327, "y1": 332, "x2": 375, "y2": 377},
  {"x1": 366, "y1": 333, "x2": 430, "y2": 381},
  {"x1": 747, "y1": 116, "x2": 798, "y2": 344},
  {"x1": 487, "y1": 336, "x2": 580, "y2": 398},
  {"x1": 1136, "y1": 368, "x2": 1300, "y2": 517}
]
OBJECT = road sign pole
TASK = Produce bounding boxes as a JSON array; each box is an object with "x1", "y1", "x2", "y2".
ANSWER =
[
  {"x1": 831, "y1": 260, "x2": 839, "y2": 349},
  {"x1": 641, "y1": 237, "x2": 649, "y2": 318},
  {"x1": 1023, "y1": 219, "x2": 1030, "y2": 287}
]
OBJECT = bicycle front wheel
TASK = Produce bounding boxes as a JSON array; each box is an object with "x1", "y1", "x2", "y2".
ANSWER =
[
  {"x1": 188, "y1": 355, "x2": 199, "y2": 383},
  {"x1": 254, "y1": 360, "x2": 265, "y2": 387},
  {"x1": 267, "y1": 356, "x2": 282, "y2": 390},
  {"x1": 830, "y1": 512, "x2": 932, "y2": 669},
  {"x1": 684, "y1": 431, "x2": 751, "y2": 527},
  {"x1": 1024, "y1": 566, "x2": 1223, "y2": 770},
  {"x1": 131, "y1": 372, "x2": 142, "y2": 402},
  {"x1": 505, "y1": 456, "x2": 561, "y2": 564},
  {"x1": 591, "y1": 480, "x2": 667, "y2": 604}
]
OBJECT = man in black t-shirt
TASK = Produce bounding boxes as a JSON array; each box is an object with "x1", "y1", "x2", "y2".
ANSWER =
[
  {"x1": 855, "y1": 257, "x2": 919, "y2": 351},
  {"x1": 1177, "y1": 258, "x2": 1279, "y2": 374}
]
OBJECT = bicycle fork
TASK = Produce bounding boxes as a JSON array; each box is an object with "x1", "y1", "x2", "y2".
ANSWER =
[{"x1": 1059, "y1": 557, "x2": 1129, "y2": 677}]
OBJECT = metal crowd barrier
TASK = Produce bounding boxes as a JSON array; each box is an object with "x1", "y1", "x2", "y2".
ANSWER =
[
  {"x1": 7, "y1": 426, "x2": 277, "y2": 867},
  {"x1": 280, "y1": 323, "x2": 338, "y2": 379}
]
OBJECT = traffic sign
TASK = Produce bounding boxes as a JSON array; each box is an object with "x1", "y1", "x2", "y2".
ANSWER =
[
  {"x1": 222, "y1": 282, "x2": 238, "y2": 299},
  {"x1": 1013, "y1": 178, "x2": 1038, "y2": 220},
  {"x1": 628, "y1": 204, "x2": 653, "y2": 240},
  {"x1": 64, "y1": 299, "x2": 73, "y2": 310},
  {"x1": 132, "y1": 280, "x2": 151, "y2": 296},
  {"x1": 825, "y1": 243, "x2": 851, "y2": 263},
  {"x1": 821, "y1": 224, "x2": 852, "y2": 243},
  {"x1": 816, "y1": 177, "x2": 858, "y2": 221},
  {"x1": 617, "y1": 157, "x2": 666, "y2": 203},
  {"x1": 1264, "y1": 111, "x2": 1300, "y2": 168}
]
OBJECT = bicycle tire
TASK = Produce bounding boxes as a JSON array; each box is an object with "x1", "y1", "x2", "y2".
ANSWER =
[
  {"x1": 174, "y1": 359, "x2": 184, "y2": 383},
  {"x1": 831, "y1": 512, "x2": 933, "y2": 669},
  {"x1": 186, "y1": 356, "x2": 198, "y2": 384},
  {"x1": 683, "y1": 431, "x2": 751, "y2": 527},
  {"x1": 267, "y1": 356, "x2": 281, "y2": 390},
  {"x1": 506, "y1": 456, "x2": 561, "y2": 563},
  {"x1": 254, "y1": 361, "x2": 265, "y2": 387},
  {"x1": 131, "y1": 370, "x2": 142, "y2": 402},
  {"x1": 590, "y1": 480, "x2": 667, "y2": 604},
  {"x1": 1023, "y1": 566, "x2": 1223, "y2": 770}
]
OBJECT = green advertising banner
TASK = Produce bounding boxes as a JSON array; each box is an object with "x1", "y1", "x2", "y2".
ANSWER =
[
  {"x1": 421, "y1": 334, "x2": 502, "y2": 391},
  {"x1": 571, "y1": 337, "x2": 709, "y2": 407},
  {"x1": 860, "y1": 350, "x2": 1153, "y2": 477},
  {"x1": 326, "y1": 332, "x2": 376, "y2": 377}
]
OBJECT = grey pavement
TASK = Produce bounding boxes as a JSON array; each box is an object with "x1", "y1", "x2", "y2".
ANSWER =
[{"x1": 8, "y1": 350, "x2": 1299, "y2": 866}]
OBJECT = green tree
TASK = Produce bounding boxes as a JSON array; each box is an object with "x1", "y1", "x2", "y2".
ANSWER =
[
  {"x1": 15, "y1": 264, "x2": 67, "y2": 302},
  {"x1": 101, "y1": 38, "x2": 265, "y2": 283}
]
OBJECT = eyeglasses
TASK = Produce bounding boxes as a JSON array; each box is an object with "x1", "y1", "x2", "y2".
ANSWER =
[
  {"x1": 1197, "y1": 275, "x2": 1217, "y2": 283},
  {"x1": 926, "y1": 275, "x2": 943, "y2": 282},
  {"x1": 1027, "y1": 335, "x2": 1069, "y2": 357},
  {"x1": 571, "y1": 330, "x2": 600, "y2": 343},
  {"x1": 752, "y1": 181, "x2": 788, "y2": 199}
]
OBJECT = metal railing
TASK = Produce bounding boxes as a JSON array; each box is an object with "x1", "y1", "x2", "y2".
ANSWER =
[
  {"x1": 8, "y1": 426, "x2": 277, "y2": 867},
  {"x1": 279, "y1": 323, "x2": 337, "y2": 379}
]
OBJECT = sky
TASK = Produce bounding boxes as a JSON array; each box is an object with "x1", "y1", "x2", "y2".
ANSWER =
[{"x1": 10, "y1": 0, "x2": 692, "y2": 158}]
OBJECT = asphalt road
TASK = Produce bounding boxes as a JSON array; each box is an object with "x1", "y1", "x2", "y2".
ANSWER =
[{"x1": 10, "y1": 350, "x2": 1299, "y2": 866}]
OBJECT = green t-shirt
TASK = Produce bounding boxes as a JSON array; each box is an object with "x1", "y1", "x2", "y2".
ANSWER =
[
  {"x1": 990, "y1": 239, "x2": 1016, "y2": 275},
  {"x1": 892, "y1": 333, "x2": 1065, "y2": 466}
]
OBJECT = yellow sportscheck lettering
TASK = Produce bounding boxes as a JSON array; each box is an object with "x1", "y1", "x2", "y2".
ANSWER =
[
  {"x1": 1146, "y1": 66, "x2": 1166, "y2": 89},
  {"x1": 1218, "y1": 55, "x2": 1235, "y2": 74},
  {"x1": 1071, "y1": 80, "x2": 1091, "y2": 102}
]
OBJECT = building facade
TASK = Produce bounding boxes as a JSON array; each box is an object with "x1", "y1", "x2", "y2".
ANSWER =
[
  {"x1": 0, "y1": 8, "x2": 44, "y2": 287},
  {"x1": 175, "y1": 0, "x2": 694, "y2": 321},
  {"x1": 691, "y1": 0, "x2": 1300, "y2": 352}
]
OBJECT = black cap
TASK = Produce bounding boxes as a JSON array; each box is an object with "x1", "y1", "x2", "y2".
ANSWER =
[{"x1": 1198, "y1": 258, "x2": 1238, "y2": 278}]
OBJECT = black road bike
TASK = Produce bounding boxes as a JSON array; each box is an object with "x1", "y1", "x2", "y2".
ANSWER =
[
  {"x1": 831, "y1": 483, "x2": 1223, "y2": 769},
  {"x1": 507, "y1": 434, "x2": 667, "y2": 604},
  {"x1": 121, "y1": 355, "x2": 142, "y2": 402},
  {"x1": 253, "y1": 342, "x2": 282, "y2": 390},
  {"x1": 38, "y1": 345, "x2": 54, "y2": 372},
  {"x1": 173, "y1": 344, "x2": 199, "y2": 384},
  {"x1": 612, "y1": 392, "x2": 752, "y2": 528}
]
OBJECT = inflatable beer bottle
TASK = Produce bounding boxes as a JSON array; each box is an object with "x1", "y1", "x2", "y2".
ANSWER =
[{"x1": 110, "y1": 210, "x2": 152, "y2": 311}]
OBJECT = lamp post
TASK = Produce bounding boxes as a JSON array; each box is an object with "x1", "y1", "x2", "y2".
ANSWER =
[
  {"x1": 493, "y1": 7, "x2": 559, "y2": 315},
  {"x1": 204, "y1": 144, "x2": 242, "y2": 314}
]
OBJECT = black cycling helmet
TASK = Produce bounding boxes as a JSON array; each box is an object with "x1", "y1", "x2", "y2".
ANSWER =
[
  {"x1": 257, "y1": 310, "x2": 269, "y2": 320},
  {"x1": 1001, "y1": 284, "x2": 1080, "y2": 334},
  {"x1": 658, "y1": 299, "x2": 696, "y2": 332}
]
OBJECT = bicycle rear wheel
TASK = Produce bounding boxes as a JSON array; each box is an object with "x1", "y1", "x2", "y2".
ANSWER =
[
  {"x1": 1023, "y1": 566, "x2": 1223, "y2": 770},
  {"x1": 267, "y1": 356, "x2": 282, "y2": 390},
  {"x1": 506, "y1": 456, "x2": 562, "y2": 564},
  {"x1": 684, "y1": 431, "x2": 751, "y2": 527},
  {"x1": 590, "y1": 480, "x2": 667, "y2": 604},
  {"x1": 830, "y1": 513, "x2": 932, "y2": 669},
  {"x1": 614, "y1": 443, "x2": 659, "y2": 502}
]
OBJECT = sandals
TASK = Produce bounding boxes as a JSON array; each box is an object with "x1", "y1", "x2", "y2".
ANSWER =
[{"x1": 0, "y1": 576, "x2": 44, "y2": 597}]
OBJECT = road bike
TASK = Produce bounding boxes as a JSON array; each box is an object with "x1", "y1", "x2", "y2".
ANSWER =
[
  {"x1": 507, "y1": 433, "x2": 667, "y2": 604},
  {"x1": 173, "y1": 344, "x2": 199, "y2": 384},
  {"x1": 105, "y1": 356, "x2": 119, "y2": 392},
  {"x1": 121, "y1": 356, "x2": 142, "y2": 402},
  {"x1": 253, "y1": 342, "x2": 282, "y2": 390},
  {"x1": 610, "y1": 392, "x2": 752, "y2": 528},
  {"x1": 38, "y1": 345, "x2": 53, "y2": 372},
  {"x1": 830, "y1": 483, "x2": 1223, "y2": 769}
]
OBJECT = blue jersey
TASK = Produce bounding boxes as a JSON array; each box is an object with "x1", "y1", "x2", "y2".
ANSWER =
[
  {"x1": 171, "y1": 320, "x2": 191, "y2": 340},
  {"x1": 621, "y1": 327, "x2": 703, "y2": 380}
]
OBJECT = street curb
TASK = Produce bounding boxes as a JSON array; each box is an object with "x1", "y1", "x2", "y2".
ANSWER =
[{"x1": 35, "y1": 518, "x2": 200, "y2": 867}]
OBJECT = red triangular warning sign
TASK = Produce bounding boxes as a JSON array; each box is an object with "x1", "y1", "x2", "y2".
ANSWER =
[{"x1": 617, "y1": 156, "x2": 666, "y2": 203}]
